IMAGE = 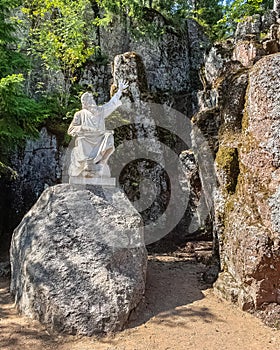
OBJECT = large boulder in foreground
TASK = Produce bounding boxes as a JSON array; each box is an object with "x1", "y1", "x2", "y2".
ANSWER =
[
  {"x1": 214, "y1": 54, "x2": 280, "y2": 317},
  {"x1": 10, "y1": 184, "x2": 147, "y2": 336}
]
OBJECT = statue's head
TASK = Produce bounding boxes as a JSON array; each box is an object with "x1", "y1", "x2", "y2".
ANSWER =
[{"x1": 81, "y1": 92, "x2": 97, "y2": 109}]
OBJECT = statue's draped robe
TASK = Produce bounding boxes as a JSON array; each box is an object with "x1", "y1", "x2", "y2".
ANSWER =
[{"x1": 68, "y1": 94, "x2": 122, "y2": 177}]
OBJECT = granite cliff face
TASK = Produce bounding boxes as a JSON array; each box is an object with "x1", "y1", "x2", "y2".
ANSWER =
[
  {"x1": 100, "y1": 12, "x2": 209, "y2": 104},
  {"x1": 214, "y1": 54, "x2": 280, "y2": 315},
  {"x1": 192, "y1": 12, "x2": 280, "y2": 323},
  {"x1": 0, "y1": 128, "x2": 64, "y2": 256}
]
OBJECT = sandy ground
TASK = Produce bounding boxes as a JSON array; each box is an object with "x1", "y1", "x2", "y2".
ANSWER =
[{"x1": 1, "y1": 254, "x2": 280, "y2": 350}]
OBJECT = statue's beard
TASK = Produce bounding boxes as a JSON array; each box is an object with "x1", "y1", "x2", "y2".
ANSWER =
[
  {"x1": 84, "y1": 104, "x2": 97, "y2": 114},
  {"x1": 89, "y1": 105, "x2": 97, "y2": 114}
]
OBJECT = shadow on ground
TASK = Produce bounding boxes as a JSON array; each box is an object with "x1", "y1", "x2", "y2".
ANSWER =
[{"x1": 128, "y1": 256, "x2": 216, "y2": 328}]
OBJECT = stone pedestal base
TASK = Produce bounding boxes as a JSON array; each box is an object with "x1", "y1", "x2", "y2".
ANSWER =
[{"x1": 69, "y1": 176, "x2": 116, "y2": 187}]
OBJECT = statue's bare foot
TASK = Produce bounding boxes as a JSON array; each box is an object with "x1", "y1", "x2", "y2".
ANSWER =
[{"x1": 84, "y1": 171, "x2": 94, "y2": 178}]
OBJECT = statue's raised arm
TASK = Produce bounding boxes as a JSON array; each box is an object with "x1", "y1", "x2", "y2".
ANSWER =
[{"x1": 101, "y1": 79, "x2": 129, "y2": 119}]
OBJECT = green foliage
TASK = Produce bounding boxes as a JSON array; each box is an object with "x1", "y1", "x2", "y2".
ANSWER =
[
  {"x1": 0, "y1": 76, "x2": 48, "y2": 173},
  {"x1": 95, "y1": 0, "x2": 143, "y2": 20},
  {"x1": 38, "y1": 83, "x2": 84, "y2": 121},
  {"x1": 0, "y1": 74, "x2": 47, "y2": 147},
  {"x1": 22, "y1": 0, "x2": 95, "y2": 81},
  {"x1": 189, "y1": 1, "x2": 224, "y2": 40},
  {"x1": 216, "y1": 0, "x2": 274, "y2": 38},
  {"x1": 94, "y1": 0, "x2": 163, "y2": 39},
  {"x1": 0, "y1": 0, "x2": 48, "y2": 175},
  {"x1": 92, "y1": 1, "x2": 221, "y2": 41},
  {"x1": 229, "y1": 0, "x2": 272, "y2": 19},
  {"x1": 0, "y1": 0, "x2": 26, "y2": 76}
]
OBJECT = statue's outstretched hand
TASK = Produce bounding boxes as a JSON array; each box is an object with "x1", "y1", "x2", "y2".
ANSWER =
[{"x1": 118, "y1": 79, "x2": 129, "y2": 92}]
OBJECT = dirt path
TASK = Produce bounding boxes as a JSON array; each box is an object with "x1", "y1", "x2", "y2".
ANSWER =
[{"x1": 1, "y1": 255, "x2": 279, "y2": 350}]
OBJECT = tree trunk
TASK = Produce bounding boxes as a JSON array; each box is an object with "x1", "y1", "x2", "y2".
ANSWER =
[{"x1": 90, "y1": 0, "x2": 101, "y2": 47}]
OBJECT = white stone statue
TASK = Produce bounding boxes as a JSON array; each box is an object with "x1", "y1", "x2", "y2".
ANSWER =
[{"x1": 68, "y1": 79, "x2": 128, "y2": 184}]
